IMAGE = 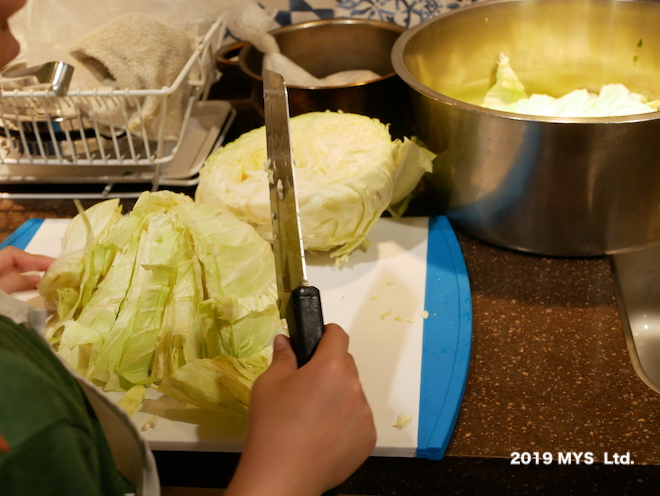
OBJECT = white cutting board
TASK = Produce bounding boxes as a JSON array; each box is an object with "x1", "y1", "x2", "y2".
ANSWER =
[{"x1": 8, "y1": 216, "x2": 470, "y2": 458}]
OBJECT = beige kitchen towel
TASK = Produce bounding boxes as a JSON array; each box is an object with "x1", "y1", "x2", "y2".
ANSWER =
[
  {"x1": 69, "y1": 12, "x2": 196, "y2": 141},
  {"x1": 226, "y1": 3, "x2": 380, "y2": 88}
]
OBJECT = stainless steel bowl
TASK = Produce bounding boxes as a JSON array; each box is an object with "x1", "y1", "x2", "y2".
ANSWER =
[
  {"x1": 392, "y1": 0, "x2": 660, "y2": 256},
  {"x1": 237, "y1": 19, "x2": 412, "y2": 137}
]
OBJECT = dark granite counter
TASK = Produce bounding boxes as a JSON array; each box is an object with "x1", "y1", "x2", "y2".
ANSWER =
[
  {"x1": 453, "y1": 236, "x2": 660, "y2": 463},
  {"x1": 3, "y1": 100, "x2": 660, "y2": 495}
]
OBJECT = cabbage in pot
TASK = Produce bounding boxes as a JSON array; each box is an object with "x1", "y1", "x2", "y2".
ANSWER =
[
  {"x1": 482, "y1": 53, "x2": 660, "y2": 117},
  {"x1": 195, "y1": 111, "x2": 435, "y2": 263}
]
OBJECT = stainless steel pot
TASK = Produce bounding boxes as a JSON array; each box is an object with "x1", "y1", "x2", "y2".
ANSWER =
[
  {"x1": 236, "y1": 19, "x2": 412, "y2": 138},
  {"x1": 392, "y1": 0, "x2": 660, "y2": 256}
]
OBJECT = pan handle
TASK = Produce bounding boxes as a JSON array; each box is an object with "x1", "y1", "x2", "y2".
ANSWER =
[
  {"x1": 215, "y1": 41, "x2": 248, "y2": 75},
  {"x1": 1, "y1": 61, "x2": 73, "y2": 96}
]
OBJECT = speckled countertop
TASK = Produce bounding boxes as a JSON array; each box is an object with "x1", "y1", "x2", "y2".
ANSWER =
[
  {"x1": 3, "y1": 101, "x2": 660, "y2": 495},
  {"x1": 449, "y1": 235, "x2": 660, "y2": 463}
]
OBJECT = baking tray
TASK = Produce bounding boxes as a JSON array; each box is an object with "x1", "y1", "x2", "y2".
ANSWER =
[{"x1": 0, "y1": 100, "x2": 235, "y2": 198}]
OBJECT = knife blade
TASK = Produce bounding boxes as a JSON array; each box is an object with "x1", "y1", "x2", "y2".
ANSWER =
[{"x1": 263, "y1": 69, "x2": 325, "y2": 367}]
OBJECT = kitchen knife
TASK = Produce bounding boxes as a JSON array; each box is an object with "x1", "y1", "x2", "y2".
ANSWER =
[{"x1": 262, "y1": 69, "x2": 325, "y2": 367}]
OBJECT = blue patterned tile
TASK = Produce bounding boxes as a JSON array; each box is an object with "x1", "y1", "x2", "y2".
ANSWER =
[
  {"x1": 225, "y1": 0, "x2": 480, "y2": 44},
  {"x1": 267, "y1": 0, "x2": 336, "y2": 27},
  {"x1": 336, "y1": 0, "x2": 481, "y2": 27}
]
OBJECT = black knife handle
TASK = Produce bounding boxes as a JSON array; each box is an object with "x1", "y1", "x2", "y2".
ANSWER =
[
  {"x1": 289, "y1": 285, "x2": 325, "y2": 367},
  {"x1": 289, "y1": 286, "x2": 339, "y2": 496}
]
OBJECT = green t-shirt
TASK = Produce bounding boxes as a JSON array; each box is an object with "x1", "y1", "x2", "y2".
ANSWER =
[{"x1": 0, "y1": 315, "x2": 134, "y2": 496}]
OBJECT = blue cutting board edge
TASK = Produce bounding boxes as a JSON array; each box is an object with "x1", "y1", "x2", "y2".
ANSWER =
[
  {"x1": 417, "y1": 216, "x2": 472, "y2": 460},
  {"x1": 1, "y1": 216, "x2": 472, "y2": 459},
  {"x1": 0, "y1": 218, "x2": 45, "y2": 250}
]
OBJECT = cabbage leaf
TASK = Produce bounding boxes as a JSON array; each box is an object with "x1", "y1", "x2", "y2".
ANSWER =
[{"x1": 158, "y1": 352, "x2": 270, "y2": 417}]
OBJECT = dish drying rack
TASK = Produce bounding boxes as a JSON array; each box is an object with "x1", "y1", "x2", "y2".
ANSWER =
[{"x1": 0, "y1": 18, "x2": 233, "y2": 199}]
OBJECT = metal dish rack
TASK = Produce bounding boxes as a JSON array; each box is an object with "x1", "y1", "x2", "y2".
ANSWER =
[{"x1": 0, "y1": 19, "x2": 227, "y2": 199}]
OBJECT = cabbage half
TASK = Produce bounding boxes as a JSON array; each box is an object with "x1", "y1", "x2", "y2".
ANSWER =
[
  {"x1": 39, "y1": 190, "x2": 279, "y2": 416},
  {"x1": 195, "y1": 111, "x2": 434, "y2": 263},
  {"x1": 482, "y1": 53, "x2": 660, "y2": 117}
]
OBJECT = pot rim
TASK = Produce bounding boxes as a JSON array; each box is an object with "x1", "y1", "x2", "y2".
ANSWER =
[
  {"x1": 238, "y1": 18, "x2": 405, "y2": 90},
  {"x1": 391, "y1": 0, "x2": 660, "y2": 125}
]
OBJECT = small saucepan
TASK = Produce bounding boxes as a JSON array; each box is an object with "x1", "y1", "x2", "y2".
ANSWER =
[{"x1": 216, "y1": 19, "x2": 412, "y2": 138}]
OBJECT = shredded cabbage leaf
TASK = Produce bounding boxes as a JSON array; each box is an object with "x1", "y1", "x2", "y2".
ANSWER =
[
  {"x1": 159, "y1": 351, "x2": 270, "y2": 417},
  {"x1": 117, "y1": 385, "x2": 147, "y2": 416},
  {"x1": 39, "y1": 191, "x2": 279, "y2": 416},
  {"x1": 392, "y1": 412, "x2": 412, "y2": 430},
  {"x1": 195, "y1": 111, "x2": 434, "y2": 264},
  {"x1": 482, "y1": 53, "x2": 660, "y2": 117}
]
